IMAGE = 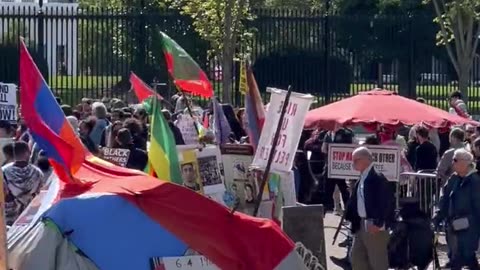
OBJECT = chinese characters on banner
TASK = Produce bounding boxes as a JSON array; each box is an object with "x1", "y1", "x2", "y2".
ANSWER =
[
  {"x1": 251, "y1": 88, "x2": 313, "y2": 174},
  {"x1": 327, "y1": 144, "x2": 401, "y2": 181}
]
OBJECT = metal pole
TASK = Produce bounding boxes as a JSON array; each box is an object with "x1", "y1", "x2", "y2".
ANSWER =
[{"x1": 252, "y1": 86, "x2": 293, "y2": 217}]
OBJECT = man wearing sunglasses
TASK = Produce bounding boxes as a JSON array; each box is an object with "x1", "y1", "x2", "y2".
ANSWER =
[{"x1": 345, "y1": 147, "x2": 395, "y2": 270}]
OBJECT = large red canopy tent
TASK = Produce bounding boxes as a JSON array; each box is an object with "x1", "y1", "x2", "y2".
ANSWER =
[{"x1": 304, "y1": 89, "x2": 478, "y2": 130}]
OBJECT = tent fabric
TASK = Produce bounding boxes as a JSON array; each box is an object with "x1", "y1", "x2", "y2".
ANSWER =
[
  {"x1": 44, "y1": 193, "x2": 188, "y2": 270},
  {"x1": 8, "y1": 220, "x2": 99, "y2": 270},
  {"x1": 51, "y1": 170, "x2": 297, "y2": 270},
  {"x1": 274, "y1": 250, "x2": 309, "y2": 270},
  {"x1": 304, "y1": 89, "x2": 478, "y2": 130}
]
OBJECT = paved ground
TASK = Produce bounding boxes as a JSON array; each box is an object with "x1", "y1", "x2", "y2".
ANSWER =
[{"x1": 323, "y1": 213, "x2": 449, "y2": 270}]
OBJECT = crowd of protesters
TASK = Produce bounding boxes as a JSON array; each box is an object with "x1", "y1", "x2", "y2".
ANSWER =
[
  {"x1": 0, "y1": 92, "x2": 249, "y2": 226},
  {"x1": 1, "y1": 88, "x2": 480, "y2": 269},
  {"x1": 299, "y1": 90, "x2": 480, "y2": 270}
]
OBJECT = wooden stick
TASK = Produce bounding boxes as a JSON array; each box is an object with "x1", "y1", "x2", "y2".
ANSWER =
[{"x1": 252, "y1": 86, "x2": 293, "y2": 217}]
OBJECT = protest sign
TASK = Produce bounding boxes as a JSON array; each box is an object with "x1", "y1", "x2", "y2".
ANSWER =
[
  {"x1": 101, "y1": 147, "x2": 131, "y2": 167},
  {"x1": 220, "y1": 145, "x2": 256, "y2": 209},
  {"x1": 175, "y1": 114, "x2": 199, "y2": 145},
  {"x1": 0, "y1": 83, "x2": 17, "y2": 122},
  {"x1": 177, "y1": 145, "x2": 203, "y2": 193},
  {"x1": 196, "y1": 146, "x2": 224, "y2": 195},
  {"x1": 150, "y1": 255, "x2": 219, "y2": 270},
  {"x1": 252, "y1": 88, "x2": 313, "y2": 174},
  {"x1": 327, "y1": 144, "x2": 401, "y2": 181}
]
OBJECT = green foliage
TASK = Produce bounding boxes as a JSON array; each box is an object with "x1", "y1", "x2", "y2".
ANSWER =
[
  {"x1": 423, "y1": 0, "x2": 480, "y2": 46},
  {"x1": 171, "y1": 0, "x2": 253, "y2": 59}
]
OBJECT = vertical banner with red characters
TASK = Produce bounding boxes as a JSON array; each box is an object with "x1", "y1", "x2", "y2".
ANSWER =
[{"x1": 251, "y1": 88, "x2": 313, "y2": 174}]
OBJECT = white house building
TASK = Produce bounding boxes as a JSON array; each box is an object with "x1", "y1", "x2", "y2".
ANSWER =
[{"x1": 0, "y1": 0, "x2": 79, "y2": 76}]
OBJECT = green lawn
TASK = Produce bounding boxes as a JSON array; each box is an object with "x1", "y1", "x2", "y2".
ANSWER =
[
  {"x1": 46, "y1": 76, "x2": 480, "y2": 113},
  {"x1": 49, "y1": 75, "x2": 122, "y2": 89}
]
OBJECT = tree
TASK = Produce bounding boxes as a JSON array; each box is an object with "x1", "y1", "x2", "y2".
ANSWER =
[
  {"x1": 172, "y1": 0, "x2": 252, "y2": 103},
  {"x1": 423, "y1": 0, "x2": 480, "y2": 98}
]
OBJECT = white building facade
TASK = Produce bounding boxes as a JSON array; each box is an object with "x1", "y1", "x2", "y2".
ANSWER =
[{"x1": 0, "y1": 0, "x2": 79, "y2": 76}]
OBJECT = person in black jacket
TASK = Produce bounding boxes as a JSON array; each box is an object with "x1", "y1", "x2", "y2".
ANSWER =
[
  {"x1": 345, "y1": 146, "x2": 395, "y2": 270},
  {"x1": 79, "y1": 117, "x2": 98, "y2": 154},
  {"x1": 414, "y1": 126, "x2": 438, "y2": 171},
  {"x1": 115, "y1": 128, "x2": 148, "y2": 171},
  {"x1": 162, "y1": 109, "x2": 185, "y2": 145}
]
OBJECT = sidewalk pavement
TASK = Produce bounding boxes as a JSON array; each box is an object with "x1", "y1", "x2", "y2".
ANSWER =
[{"x1": 323, "y1": 213, "x2": 449, "y2": 270}]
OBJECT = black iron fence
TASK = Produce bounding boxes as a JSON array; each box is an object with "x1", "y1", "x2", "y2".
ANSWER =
[{"x1": 1, "y1": 5, "x2": 479, "y2": 113}]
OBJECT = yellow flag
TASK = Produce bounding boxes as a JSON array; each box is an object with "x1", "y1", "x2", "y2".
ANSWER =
[{"x1": 239, "y1": 60, "x2": 247, "y2": 95}]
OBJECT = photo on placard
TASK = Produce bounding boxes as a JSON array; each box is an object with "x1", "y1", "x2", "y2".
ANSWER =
[
  {"x1": 177, "y1": 147, "x2": 203, "y2": 193},
  {"x1": 232, "y1": 158, "x2": 248, "y2": 179},
  {"x1": 197, "y1": 156, "x2": 222, "y2": 187},
  {"x1": 180, "y1": 162, "x2": 201, "y2": 192},
  {"x1": 196, "y1": 146, "x2": 225, "y2": 195}
]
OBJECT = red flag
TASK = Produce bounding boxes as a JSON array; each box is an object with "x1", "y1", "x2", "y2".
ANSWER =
[
  {"x1": 161, "y1": 31, "x2": 213, "y2": 98},
  {"x1": 130, "y1": 72, "x2": 163, "y2": 103}
]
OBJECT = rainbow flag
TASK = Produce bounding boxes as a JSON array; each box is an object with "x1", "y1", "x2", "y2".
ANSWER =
[
  {"x1": 244, "y1": 62, "x2": 265, "y2": 149},
  {"x1": 19, "y1": 39, "x2": 86, "y2": 183}
]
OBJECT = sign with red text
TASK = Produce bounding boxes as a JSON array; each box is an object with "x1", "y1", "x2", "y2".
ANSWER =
[
  {"x1": 252, "y1": 88, "x2": 313, "y2": 174},
  {"x1": 328, "y1": 144, "x2": 401, "y2": 181}
]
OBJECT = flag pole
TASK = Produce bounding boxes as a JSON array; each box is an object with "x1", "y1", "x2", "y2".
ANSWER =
[
  {"x1": 168, "y1": 76, "x2": 200, "y2": 136},
  {"x1": 252, "y1": 85, "x2": 293, "y2": 217}
]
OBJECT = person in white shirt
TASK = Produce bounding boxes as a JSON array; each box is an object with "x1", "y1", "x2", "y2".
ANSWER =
[{"x1": 345, "y1": 147, "x2": 395, "y2": 270}]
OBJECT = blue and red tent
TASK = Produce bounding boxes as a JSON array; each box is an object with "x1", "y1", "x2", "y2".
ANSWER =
[{"x1": 9, "y1": 40, "x2": 307, "y2": 270}]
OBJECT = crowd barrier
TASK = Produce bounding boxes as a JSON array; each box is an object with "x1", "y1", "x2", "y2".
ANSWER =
[{"x1": 397, "y1": 171, "x2": 442, "y2": 217}]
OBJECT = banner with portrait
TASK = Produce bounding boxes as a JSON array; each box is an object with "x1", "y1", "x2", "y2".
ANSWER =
[
  {"x1": 219, "y1": 145, "x2": 258, "y2": 211},
  {"x1": 177, "y1": 146, "x2": 203, "y2": 194}
]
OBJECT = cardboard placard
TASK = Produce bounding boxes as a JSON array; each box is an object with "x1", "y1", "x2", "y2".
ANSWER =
[
  {"x1": 196, "y1": 146, "x2": 224, "y2": 195},
  {"x1": 328, "y1": 144, "x2": 401, "y2": 181},
  {"x1": 150, "y1": 255, "x2": 219, "y2": 270},
  {"x1": 0, "y1": 83, "x2": 17, "y2": 122},
  {"x1": 177, "y1": 146, "x2": 203, "y2": 193},
  {"x1": 101, "y1": 147, "x2": 131, "y2": 167}
]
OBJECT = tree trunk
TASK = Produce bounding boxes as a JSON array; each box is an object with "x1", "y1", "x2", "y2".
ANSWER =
[
  {"x1": 458, "y1": 61, "x2": 470, "y2": 101},
  {"x1": 222, "y1": 0, "x2": 235, "y2": 104}
]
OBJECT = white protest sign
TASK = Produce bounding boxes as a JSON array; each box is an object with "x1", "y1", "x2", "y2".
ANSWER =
[
  {"x1": 162, "y1": 255, "x2": 219, "y2": 270},
  {"x1": 251, "y1": 88, "x2": 313, "y2": 174},
  {"x1": 175, "y1": 114, "x2": 199, "y2": 145},
  {"x1": 327, "y1": 144, "x2": 401, "y2": 181},
  {"x1": 101, "y1": 147, "x2": 131, "y2": 167},
  {"x1": 0, "y1": 83, "x2": 17, "y2": 122}
]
